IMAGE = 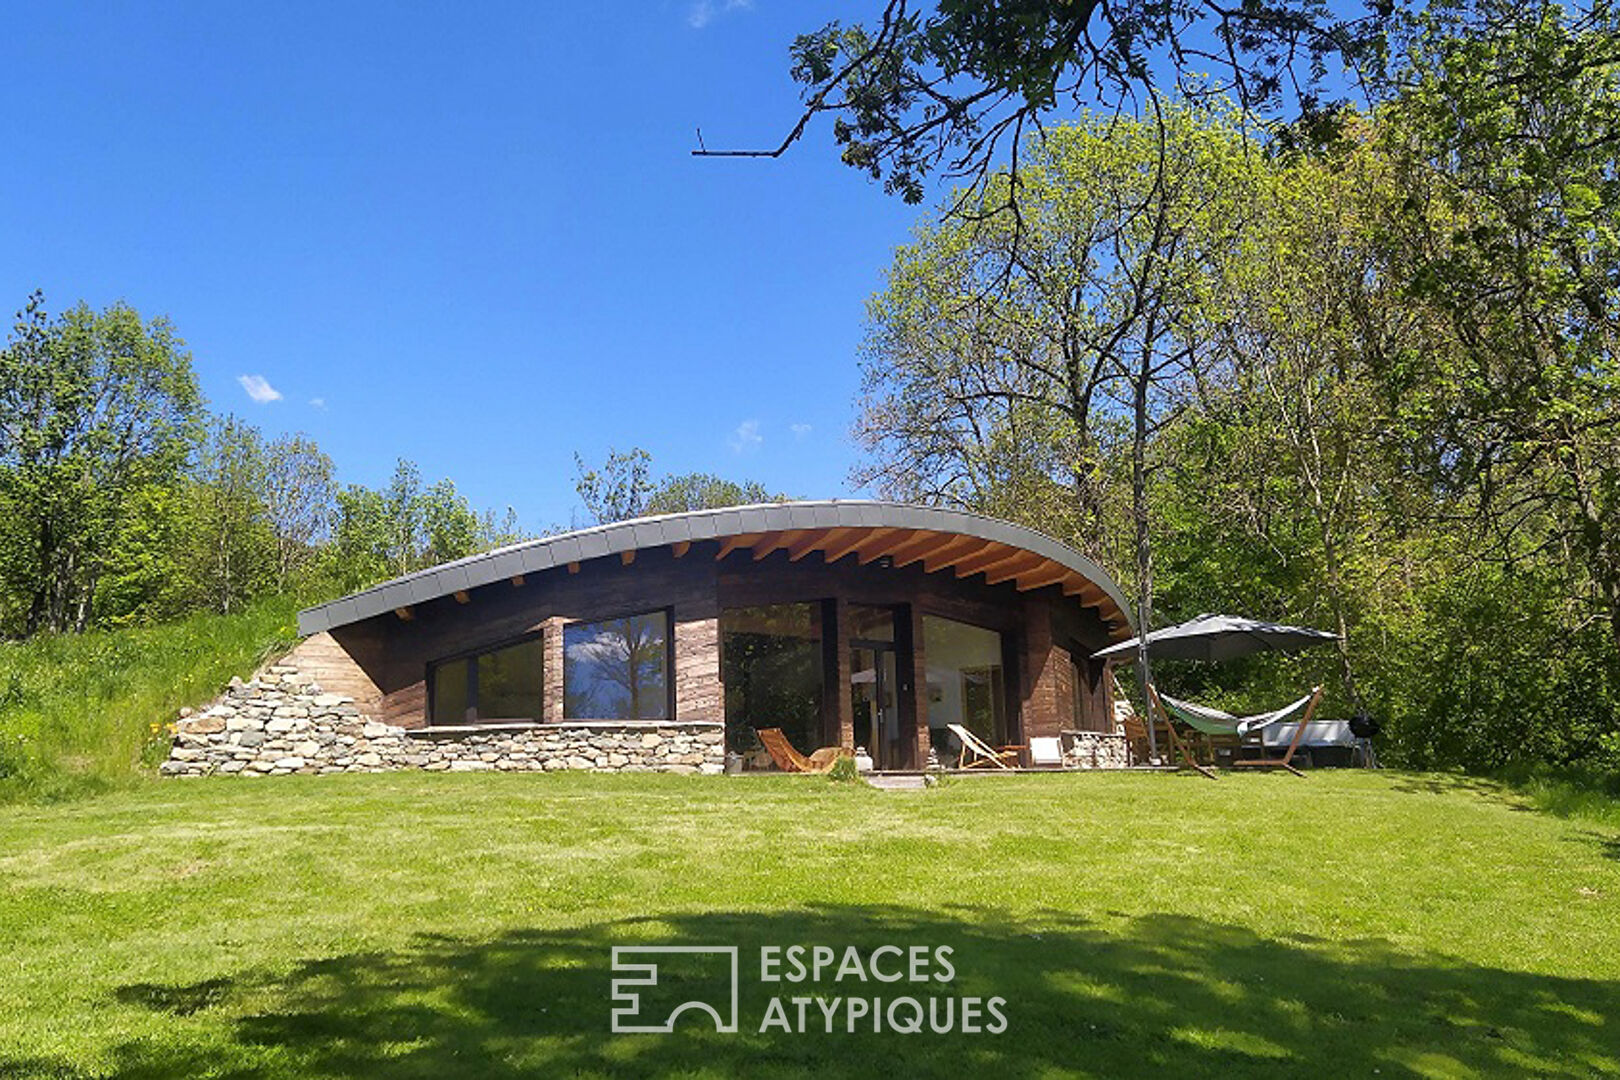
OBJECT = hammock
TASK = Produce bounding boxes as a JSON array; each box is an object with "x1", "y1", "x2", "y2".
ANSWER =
[{"x1": 1155, "y1": 690, "x2": 1319, "y2": 737}]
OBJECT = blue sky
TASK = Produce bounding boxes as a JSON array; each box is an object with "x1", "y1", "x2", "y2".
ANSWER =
[{"x1": 1, "y1": 2, "x2": 929, "y2": 530}]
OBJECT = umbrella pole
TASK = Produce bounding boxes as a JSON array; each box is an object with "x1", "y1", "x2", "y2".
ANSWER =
[{"x1": 1135, "y1": 635, "x2": 1159, "y2": 764}]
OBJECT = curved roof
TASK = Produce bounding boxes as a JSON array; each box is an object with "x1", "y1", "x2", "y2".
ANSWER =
[{"x1": 297, "y1": 500, "x2": 1135, "y2": 638}]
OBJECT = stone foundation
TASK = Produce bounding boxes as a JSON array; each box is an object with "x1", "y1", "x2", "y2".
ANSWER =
[
  {"x1": 1062, "y1": 730, "x2": 1131, "y2": 769},
  {"x1": 161, "y1": 658, "x2": 725, "y2": 778}
]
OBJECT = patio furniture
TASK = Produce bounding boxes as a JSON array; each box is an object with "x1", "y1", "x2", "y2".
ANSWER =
[
  {"x1": 756, "y1": 728, "x2": 847, "y2": 774},
  {"x1": 1152, "y1": 686, "x2": 1324, "y2": 777},
  {"x1": 1027, "y1": 736, "x2": 1064, "y2": 769},
  {"x1": 1139, "y1": 687, "x2": 1220, "y2": 779},
  {"x1": 946, "y1": 723, "x2": 1025, "y2": 769}
]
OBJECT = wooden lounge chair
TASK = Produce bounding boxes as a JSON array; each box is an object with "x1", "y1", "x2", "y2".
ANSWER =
[
  {"x1": 756, "y1": 728, "x2": 848, "y2": 774},
  {"x1": 946, "y1": 723, "x2": 1025, "y2": 769}
]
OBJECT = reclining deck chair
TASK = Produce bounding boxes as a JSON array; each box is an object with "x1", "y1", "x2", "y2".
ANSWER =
[
  {"x1": 756, "y1": 728, "x2": 848, "y2": 774},
  {"x1": 1149, "y1": 686, "x2": 1324, "y2": 777},
  {"x1": 946, "y1": 723, "x2": 1025, "y2": 769}
]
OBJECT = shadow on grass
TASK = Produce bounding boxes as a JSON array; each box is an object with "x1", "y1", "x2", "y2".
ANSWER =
[{"x1": 5, "y1": 908, "x2": 1617, "y2": 1078}]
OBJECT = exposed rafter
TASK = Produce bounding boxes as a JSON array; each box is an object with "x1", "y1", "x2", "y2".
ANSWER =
[
  {"x1": 960, "y1": 547, "x2": 1031, "y2": 581},
  {"x1": 787, "y1": 528, "x2": 837, "y2": 561},
  {"x1": 985, "y1": 553, "x2": 1047, "y2": 586},
  {"x1": 671, "y1": 541, "x2": 691, "y2": 559},
  {"x1": 952, "y1": 543, "x2": 1018, "y2": 578},
  {"x1": 1014, "y1": 564, "x2": 1071, "y2": 591},
  {"x1": 856, "y1": 529, "x2": 922, "y2": 565},
  {"x1": 919, "y1": 535, "x2": 993, "y2": 573},
  {"x1": 752, "y1": 530, "x2": 804, "y2": 561},
  {"x1": 714, "y1": 533, "x2": 762, "y2": 560},
  {"x1": 822, "y1": 526, "x2": 892, "y2": 564}
]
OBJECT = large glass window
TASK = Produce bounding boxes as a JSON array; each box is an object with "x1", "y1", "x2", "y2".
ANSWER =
[
  {"x1": 564, "y1": 610, "x2": 671, "y2": 720},
  {"x1": 722, "y1": 603, "x2": 824, "y2": 755},
  {"x1": 430, "y1": 636, "x2": 543, "y2": 725},
  {"x1": 923, "y1": 616, "x2": 1007, "y2": 752}
]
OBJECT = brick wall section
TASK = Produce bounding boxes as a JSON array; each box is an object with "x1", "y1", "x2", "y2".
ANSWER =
[
  {"x1": 673, "y1": 599, "x2": 722, "y2": 724},
  {"x1": 542, "y1": 617, "x2": 564, "y2": 723},
  {"x1": 1019, "y1": 597, "x2": 1066, "y2": 741}
]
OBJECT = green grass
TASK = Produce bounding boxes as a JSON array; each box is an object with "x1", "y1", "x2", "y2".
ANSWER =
[
  {"x1": 0, "y1": 598, "x2": 299, "y2": 804},
  {"x1": 1, "y1": 770, "x2": 1617, "y2": 1078}
]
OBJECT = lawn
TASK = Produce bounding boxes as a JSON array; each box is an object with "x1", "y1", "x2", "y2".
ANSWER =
[{"x1": 1, "y1": 770, "x2": 1617, "y2": 1078}]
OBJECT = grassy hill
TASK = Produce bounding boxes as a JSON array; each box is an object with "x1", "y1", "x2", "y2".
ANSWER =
[
  {"x1": 0, "y1": 597, "x2": 300, "y2": 804},
  {"x1": 0, "y1": 770, "x2": 1616, "y2": 1078}
]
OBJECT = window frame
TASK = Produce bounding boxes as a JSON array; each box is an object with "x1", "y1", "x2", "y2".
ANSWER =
[
  {"x1": 427, "y1": 631, "x2": 546, "y2": 726},
  {"x1": 561, "y1": 606, "x2": 676, "y2": 721}
]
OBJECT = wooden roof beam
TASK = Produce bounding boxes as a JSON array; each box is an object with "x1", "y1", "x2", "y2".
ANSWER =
[
  {"x1": 786, "y1": 528, "x2": 837, "y2": 561},
  {"x1": 1014, "y1": 564, "x2": 1072, "y2": 591},
  {"x1": 952, "y1": 543, "x2": 1018, "y2": 578},
  {"x1": 752, "y1": 530, "x2": 803, "y2": 561},
  {"x1": 958, "y1": 547, "x2": 1029, "y2": 580},
  {"x1": 670, "y1": 541, "x2": 691, "y2": 559},
  {"x1": 985, "y1": 553, "x2": 1048, "y2": 586},
  {"x1": 821, "y1": 526, "x2": 888, "y2": 564},
  {"x1": 856, "y1": 529, "x2": 923, "y2": 565},
  {"x1": 920, "y1": 536, "x2": 995, "y2": 573},
  {"x1": 715, "y1": 533, "x2": 763, "y2": 560},
  {"x1": 885, "y1": 531, "x2": 952, "y2": 568}
]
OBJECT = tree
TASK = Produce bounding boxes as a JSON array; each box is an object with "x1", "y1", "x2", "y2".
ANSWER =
[
  {"x1": 1379, "y1": 0, "x2": 1620, "y2": 662},
  {"x1": 856, "y1": 106, "x2": 1259, "y2": 753},
  {"x1": 0, "y1": 294, "x2": 201, "y2": 634},
  {"x1": 189, "y1": 415, "x2": 274, "y2": 614},
  {"x1": 262, "y1": 434, "x2": 336, "y2": 590},
  {"x1": 574, "y1": 448, "x2": 788, "y2": 524},
  {"x1": 700, "y1": 0, "x2": 1392, "y2": 207},
  {"x1": 573, "y1": 448, "x2": 653, "y2": 526}
]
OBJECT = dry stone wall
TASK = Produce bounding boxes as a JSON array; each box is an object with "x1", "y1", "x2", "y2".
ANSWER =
[
  {"x1": 161, "y1": 658, "x2": 725, "y2": 778},
  {"x1": 1063, "y1": 731, "x2": 1131, "y2": 769}
]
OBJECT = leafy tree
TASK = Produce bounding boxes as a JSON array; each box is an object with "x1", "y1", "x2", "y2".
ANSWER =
[
  {"x1": 575, "y1": 448, "x2": 787, "y2": 524},
  {"x1": 711, "y1": 0, "x2": 1390, "y2": 206},
  {"x1": 0, "y1": 294, "x2": 201, "y2": 634},
  {"x1": 262, "y1": 434, "x2": 335, "y2": 590},
  {"x1": 1378, "y1": 0, "x2": 1620, "y2": 661},
  {"x1": 573, "y1": 448, "x2": 652, "y2": 526},
  {"x1": 189, "y1": 415, "x2": 274, "y2": 615}
]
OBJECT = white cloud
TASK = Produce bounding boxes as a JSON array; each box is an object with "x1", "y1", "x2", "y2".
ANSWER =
[
  {"x1": 790, "y1": 422, "x2": 812, "y2": 440},
  {"x1": 728, "y1": 418, "x2": 763, "y2": 453},
  {"x1": 237, "y1": 374, "x2": 282, "y2": 404},
  {"x1": 687, "y1": 0, "x2": 752, "y2": 29},
  {"x1": 309, "y1": 397, "x2": 326, "y2": 410}
]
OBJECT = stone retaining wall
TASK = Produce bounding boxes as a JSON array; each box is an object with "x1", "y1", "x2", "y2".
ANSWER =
[
  {"x1": 1062, "y1": 730, "x2": 1131, "y2": 770},
  {"x1": 161, "y1": 658, "x2": 725, "y2": 778}
]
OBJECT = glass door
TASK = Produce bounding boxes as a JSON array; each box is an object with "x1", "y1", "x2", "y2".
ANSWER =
[{"x1": 851, "y1": 643, "x2": 900, "y2": 769}]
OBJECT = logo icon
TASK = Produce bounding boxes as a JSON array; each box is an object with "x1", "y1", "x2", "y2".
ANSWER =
[{"x1": 610, "y1": 946, "x2": 740, "y2": 1033}]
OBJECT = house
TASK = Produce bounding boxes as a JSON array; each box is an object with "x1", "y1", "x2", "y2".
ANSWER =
[{"x1": 171, "y1": 502, "x2": 1136, "y2": 776}]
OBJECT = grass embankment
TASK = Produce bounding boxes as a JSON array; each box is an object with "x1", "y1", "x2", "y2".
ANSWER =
[
  {"x1": 1, "y1": 770, "x2": 1617, "y2": 1078},
  {"x1": 0, "y1": 597, "x2": 299, "y2": 804}
]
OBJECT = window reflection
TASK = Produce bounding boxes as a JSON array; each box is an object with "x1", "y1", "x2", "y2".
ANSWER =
[
  {"x1": 721, "y1": 603, "x2": 823, "y2": 755},
  {"x1": 564, "y1": 611, "x2": 670, "y2": 720},
  {"x1": 923, "y1": 616, "x2": 1007, "y2": 752}
]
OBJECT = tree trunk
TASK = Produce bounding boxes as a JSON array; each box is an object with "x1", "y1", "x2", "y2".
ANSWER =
[{"x1": 1131, "y1": 362, "x2": 1159, "y2": 762}]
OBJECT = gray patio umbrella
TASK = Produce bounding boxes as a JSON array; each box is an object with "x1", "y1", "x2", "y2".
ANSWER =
[{"x1": 1092, "y1": 613, "x2": 1339, "y2": 663}]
